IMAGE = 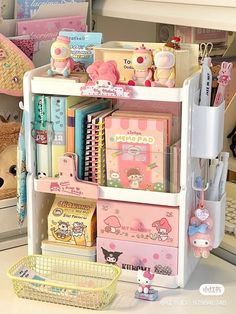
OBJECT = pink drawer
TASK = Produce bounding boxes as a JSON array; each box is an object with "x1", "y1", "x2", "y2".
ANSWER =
[
  {"x1": 97, "y1": 200, "x2": 179, "y2": 247},
  {"x1": 97, "y1": 237, "x2": 178, "y2": 276}
]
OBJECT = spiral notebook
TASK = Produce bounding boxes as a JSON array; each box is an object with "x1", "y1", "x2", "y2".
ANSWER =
[
  {"x1": 84, "y1": 109, "x2": 115, "y2": 185},
  {"x1": 75, "y1": 99, "x2": 111, "y2": 180}
]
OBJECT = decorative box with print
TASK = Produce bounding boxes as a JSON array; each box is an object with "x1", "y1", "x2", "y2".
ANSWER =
[{"x1": 97, "y1": 200, "x2": 179, "y2": 247}]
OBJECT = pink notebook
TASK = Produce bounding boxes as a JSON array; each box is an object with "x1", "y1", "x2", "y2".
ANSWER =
[
  {"x1": 105, "y1": 115, "x2": 168, "y2": 192},
  {"x1": 17, "y1": 15, "x2": 87, "y2": 52}
]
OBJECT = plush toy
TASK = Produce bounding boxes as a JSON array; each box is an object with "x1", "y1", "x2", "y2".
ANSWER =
[
  {"x1": 0, "y1": 119, "x2": 20, "y2": 200},
  {"x1": 188, "y1": 225, "x2": 214, "y2": 258},
  {"x1": 128, "y1": 44, "x2": 153, "y2": 87},
  {"x1": 188, "y1": 207, "x2": 214, "y2": 258},
  {"x1": 87, "y1": 60, "x2": 120, "y2": 87},
  {"x1": 152, "y1": 47, "x2": 176, "y2": 88},
  {"x1": 0, "y1": 145, "x2": 17, "y2": 200},
  {"x1": 165, "y1": 36, "x2": 181, "y2": 50},
  {"x1": 48, "y1": 36, "x2": 74, "y2": 77}
]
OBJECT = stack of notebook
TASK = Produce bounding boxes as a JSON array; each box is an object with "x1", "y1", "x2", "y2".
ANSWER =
[{"x1": 84, "y1": 108, "x2": 116, "y2": 185}]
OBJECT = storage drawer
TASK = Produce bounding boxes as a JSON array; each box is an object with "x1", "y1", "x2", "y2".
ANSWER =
[
  {"x1": 97, "y1": 237, "x2": 178, "y2": 276},
  {"x1": 42, "y1": 240, "x2": 96, "y2": 262},
  {"x1": 97, "y1": 200, "x2": 179, "y2": 247}
]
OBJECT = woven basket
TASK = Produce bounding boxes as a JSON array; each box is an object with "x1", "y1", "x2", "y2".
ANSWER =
[{"x1": 0, "y1": 33, "x2": 34, "y2": 96}]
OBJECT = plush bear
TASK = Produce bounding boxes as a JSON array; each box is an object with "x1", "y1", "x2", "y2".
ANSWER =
[{"x1": 0, "y1": 121, "x2": 20, "y2": 200}]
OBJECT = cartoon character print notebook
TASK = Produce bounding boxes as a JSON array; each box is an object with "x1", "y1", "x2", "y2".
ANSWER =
[{"x1": 105, "y1": 114, "x2": 168, "y2": 192}]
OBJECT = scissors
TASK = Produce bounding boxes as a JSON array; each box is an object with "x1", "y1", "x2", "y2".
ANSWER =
[{"x1": 199, "y1": 42, "x2": 213, "y2": 62}]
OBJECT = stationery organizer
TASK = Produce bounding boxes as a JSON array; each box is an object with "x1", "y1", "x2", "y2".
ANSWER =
[
  {"x1": 8, "y1": 255, "x2": 121, "y2": 310},
  {"x1": 22, "y1": 40, "x2": 226, "y2": 290}
]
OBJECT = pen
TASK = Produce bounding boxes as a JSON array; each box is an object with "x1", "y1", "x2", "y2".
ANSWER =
[
  {"x1": 219, "y1": 152, "x2": 229, "y2": 198},
  {"x1": 206, "y1": 161, "x2": 223, "y2": 201},
  {"x1": 200, "y1": 57, "x2": 212, "y2": 107}
]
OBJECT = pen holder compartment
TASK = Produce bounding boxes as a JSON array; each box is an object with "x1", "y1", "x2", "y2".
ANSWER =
[
  {"x1": 205, "y1": 193, "x2": 226, "y2": 248},
  {"x1": 191, "y1": 100, "x2": 225, "y2": 159}
]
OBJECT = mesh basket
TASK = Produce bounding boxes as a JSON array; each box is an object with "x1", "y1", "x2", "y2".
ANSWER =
[{"x1": 7, "y1": 255, "x2": 121, "y2": 310}]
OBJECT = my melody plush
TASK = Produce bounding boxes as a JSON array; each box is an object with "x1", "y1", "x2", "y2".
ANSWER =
[
  {"x1": 188, "y1": 207, "x2": 214, "y2": 258},
  {"x1": 86, "y1": 60, "x2": 120, "y2": 87},
  {"x1": 48, "y1": 36, "x2": 74, "y2": 77}
]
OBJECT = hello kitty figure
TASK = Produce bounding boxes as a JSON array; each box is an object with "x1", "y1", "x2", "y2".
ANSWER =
[
  {"x1": 152, "y1": 47, "x2": 175, "y2": 88},
  {"x1": 128, "y1": 44, "x2": 153, "y2": 87},
  {"x1": 137, "y1": 270, "x2": 154, "y2": 294},
  {"x1": 135, "y1": 270, "x2": 158, "y2": 301},
  {"x1": 48, "y1": 36, "x2": 74, "y2": 77}
]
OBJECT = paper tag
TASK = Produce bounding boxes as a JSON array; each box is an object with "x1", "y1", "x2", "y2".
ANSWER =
[{"x1": 195, "y1": 207, "x2": 209, "y2": 221}]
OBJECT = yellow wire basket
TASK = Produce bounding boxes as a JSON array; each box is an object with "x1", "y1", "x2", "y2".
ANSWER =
[{"x1": 7, "y1": 254, "x2": 121, "y2": 310}]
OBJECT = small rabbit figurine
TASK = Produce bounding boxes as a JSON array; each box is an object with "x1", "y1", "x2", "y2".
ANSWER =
[
  {"x1": 128, "y1": 44, "x2": 153, "y2": 87},
  {"x1": 213, "y1": 61, "x2": 233, "y2": 106},
  {"x1": 48, "y1": 36, "x2": 74, "y2": 77},
  {"x1": 152, "y1": 47, "x2": 175, "y2": 88}
]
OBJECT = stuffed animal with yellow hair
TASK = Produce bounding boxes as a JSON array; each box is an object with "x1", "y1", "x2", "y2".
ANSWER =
[{"x1": 152, "y1": 47, "x2": 176, "y2": 88}]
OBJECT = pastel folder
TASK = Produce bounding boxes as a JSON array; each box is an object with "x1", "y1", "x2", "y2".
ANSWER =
[
  {"x1": 51, "y1": 96, "x2": 84, "y2": 177},
  {"x1": 34, "y1": 95, "x2": 52, "y2": 178}
]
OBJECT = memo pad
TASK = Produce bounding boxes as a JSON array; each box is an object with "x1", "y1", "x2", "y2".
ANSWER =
[{"x1": 0, "y1": 33, "x2": 35, "y2": 96}]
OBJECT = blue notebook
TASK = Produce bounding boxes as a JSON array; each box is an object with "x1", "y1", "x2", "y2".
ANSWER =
[
  {"x1": 75, "y1": 99, "x2": 111, "y2": 179},
  {"x1": 51, "y1": 96, "x2": 82, "y2": 177}
]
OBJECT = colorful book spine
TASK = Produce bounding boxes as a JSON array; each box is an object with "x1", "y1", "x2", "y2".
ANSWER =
[
  {"x1": 51, "y1": 96, "x2": 66, "y2": 177},
  {"x1": 34, "y1": 95, "x2": 52, "y2": 178},
  {"x1": 75, "y1": 100, "x2": 111, "y2": 180},
  {"x1": 67, "y1": 108, "x2": 75, "y2": 153}
]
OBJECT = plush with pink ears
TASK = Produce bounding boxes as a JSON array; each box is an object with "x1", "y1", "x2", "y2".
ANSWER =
[{"x1": 87, "y1": 60, "x2": 120, "y2": 87}]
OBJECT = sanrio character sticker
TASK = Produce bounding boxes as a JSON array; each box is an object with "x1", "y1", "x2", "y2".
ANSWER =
[
  {"x1": 101, "y1": 247, "x2": 123, "y2": 265},
  {"x1": 150, "y1": 218, "x2": 172, "y2": 241}
]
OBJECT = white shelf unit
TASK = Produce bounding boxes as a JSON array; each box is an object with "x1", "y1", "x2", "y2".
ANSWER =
[{"x1": 23, "y1": 64, "x2": 206, "y2": 289}]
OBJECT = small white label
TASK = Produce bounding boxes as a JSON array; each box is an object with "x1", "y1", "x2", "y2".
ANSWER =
[{"x1": 199, "y1": 284, "x2": 225, "y2": 296}]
